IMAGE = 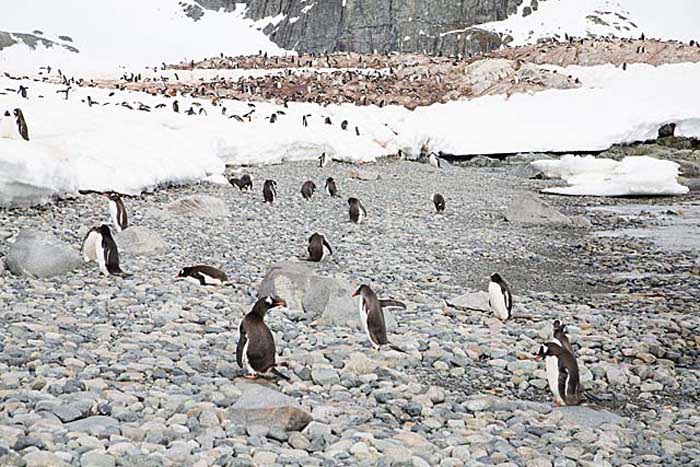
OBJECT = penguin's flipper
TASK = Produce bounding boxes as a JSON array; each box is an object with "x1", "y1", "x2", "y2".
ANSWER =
[
  {"x1": 270, "y1": 367, "x2": 290, "y2": 381},
  {"x1": 388, "y1": 344, "x2": 407, "y2": 354},
  {"x1": 323, "y1": 239, "x2": 333, "y2": 255},
  {"x1": 558, "y1": 363, "x2": 569, "y2": 402},
  {"x1": 379, "y1": 299, "x2": 406, "y2": 310},
  {"x1": 503, "y1": 287, "x2": 513, "y2": 312},
  {"x1": 236, "y1": 324, "x2": 247, "y2": 368}
]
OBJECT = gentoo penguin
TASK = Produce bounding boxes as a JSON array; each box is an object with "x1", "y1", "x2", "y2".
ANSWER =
[
  {"x1": 352, "y1": 285, "x2": 406, "y2": 352},
  {"x1": 488, "y1": 273, "x2": 513, "y2": 321},
  {"x1": 176, "y1": 265, "x2": 228, "y2": 286},
  {"x1": 348, "y1": 197, "x2": 367, "y2": 224},
  {"x1": 552, "y1": 320, "x2": 575, "y2": 356},
  {"x1": 301, "y1": 181, "x2": 316, "y2": 200},
  {"x1": 535, "y1": 342, "x2": 582, "y2": 406},
  {"x1": 0, "y1": 110, "x2": 17, "y2": 139},
  {"x1": 11, "y1": 109, "x2": 29, "y2": 141},
  {"x1": 236, "y1": 296, "x2": 290, "y2": 380},
  {"x1": 433, "y1": 193, "x2": 445, "y2": 213},
  {"x1": 307, "y1": 233, "x2": 333, "y2": 262},
  {"x1": 263, "y1": 180, "x2": 277, "y2": 204},
  {"x1": 428, "y1": 152, "x2": 441, "y2": 169},
  {"x1": 318, "y1": 152, "x2": 327, "y2": 168},
  {"x1": 325, "y1": 177, "x2": 339, "y2": 197},
  {"x1": 83, "y1": 225, "x2": 129, "y2": 276},
  {"x1": 173, "y1": 100, "x2": 179, "y2": 113},
  {"x1": 104, "y1": 192, "x2": 128, "y2": 232},
  {"x1": 229, "y1": 174, "x2": 253, "y2": 191},
  {"x1": 341, "y1": 120, "x2": 348, "y2": 130}
]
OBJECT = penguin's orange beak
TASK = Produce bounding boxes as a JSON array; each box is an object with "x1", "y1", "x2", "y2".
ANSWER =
[
  {"x1": 352, "y1": 290, "x2": 359, "y2": 297},
  {"x1": 534, "y1": 354, "x2": 544, "y2": 361},
  {"x1": 273, "y1": 299, "x2": 287, "y2": 308}
]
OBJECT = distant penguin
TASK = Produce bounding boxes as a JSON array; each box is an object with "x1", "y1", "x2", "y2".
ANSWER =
[
  {"x1": 324, "y1": 116, "x2": 332, "y2": 125},
  {"x1": 348, "y1": 197, "x2": 367, "y2": 224},
  {"x1": 84, "y1": 225, "x2": 129, "y2": 276},
  {"x1": 301, "y1": 181, "x2": 316, "y2": 200},
  {"x1": 428, "y1": 152, "x2": 441, "y2": 169},
  {"x1": 236, "y1": 296, "x2": 290, "y2": 380},
  {"x1": 229, "y1": 174, "x2": 253, "y2": 191},
  {"x1": 552, "y1": 320, "x2": 575, "y2": 356},
  {"x1": 12, "y1": 109, "x2": 29, "y2": 141},
  {"x1": 433, "y1": 193, "x2": 445, "y2": 213},
  {"x1": 176, "y1": 265, "x2": 228, "y2": 286},
  {"x1": 18, "y1": 85, "x2": 27, "y2": 99},
  {"x1": 307, "y1": 233, "x2": 333, "y2": 262},
  {"x1": 325, "y1": 177, "x2": 339, "y2": 197},
  {"x1": 341, "y1": 120, "x2": 348, "y2": 130},
  {"x1": 535, "y1": 342, "x2": 582, "y2": 406},
  {"x1": 104, "y1": 192, "x2": 128, "y2": 232},
  {"x1": 0, "y1": 110, "x2": 17, "y2": 139},
  {"x1": 173, "y1": 100, "x2": 179, "y2": 113},
  {"x1": 263, "y1": 180, "x2": 277, "y2": 204},
  {"x1": 352, "y1": 284, "x2": 406, "y2": 352},
  {"x1": 488, "y1": 273, "x2": 513, "y2": 321},
  {"x1": 318, "y1": 152, "x2": 327, "y2": 168}
]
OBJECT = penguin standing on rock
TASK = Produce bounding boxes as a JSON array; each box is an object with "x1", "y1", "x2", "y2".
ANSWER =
[
  {"x1": 348, "y1": 197, "x2": 367, "y2": 224},
  {"x1": 325, "y1": 177, "x2": 339, "y2": 197},
  {"x1": 81, "y1": 224, "x2": 129, "y2": 277},
  {"x1": 104, "y1": 192, "x2": 128, "y2": 232},
  {"x1": 236, "y1": 296, "x2": 290, "y2": 380},
  {"x1": 301, "y1": 181, "x2": 316, "y2": 200},
  {"x1": 263, "y1": 180, "x2": 277, "y2": 204},
  {"x1": 318, "y1": 152, "x2": 327, "y2": 168},
  {"x1": 352, "y1": 285, "x2": 406, "y2": 352},
  {"x1": 433, "y1": 194, "x2": 445, "y2": 213},
  {"x1": 488, "y1": 273, "x2": 512, "y2": 321},
  {"x1": 535, "y1": 342, "x2": 582, "y2": 406},
  {"x1": 307, "y1": 233, "x2": 333, "y2": 262},
  {"x1": 176, "y1": 265, "x2": 228, "y2": 286},
  {"x1": 428, "y1": 152, "x2": 442, "y2": 169}
]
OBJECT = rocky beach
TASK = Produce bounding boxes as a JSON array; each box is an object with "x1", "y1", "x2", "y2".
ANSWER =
[{"x1": 1, "y1": 155, "x2": 698, "y2": 467}]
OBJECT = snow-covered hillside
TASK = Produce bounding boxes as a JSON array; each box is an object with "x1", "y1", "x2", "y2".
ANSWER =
[
  {"x1": 481, "y1": 0, "x2": 700, "y2": 46},
  {"x1": 0, "y1": 0, "x2": 289, "y2": 76}
]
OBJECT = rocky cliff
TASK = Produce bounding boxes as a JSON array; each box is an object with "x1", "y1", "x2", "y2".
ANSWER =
[{"x1": 194, "y1": 0, "x2": 524, "y2": 56}]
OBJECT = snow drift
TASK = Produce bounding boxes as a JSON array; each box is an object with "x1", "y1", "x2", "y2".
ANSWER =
[{"x1": 533, "y1": 155, "x2": 689, "y2": 197}]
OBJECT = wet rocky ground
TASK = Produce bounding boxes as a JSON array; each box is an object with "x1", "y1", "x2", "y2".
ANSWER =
[{"x1": 0, "y1": 159, "x2": 698, "y2": 467}]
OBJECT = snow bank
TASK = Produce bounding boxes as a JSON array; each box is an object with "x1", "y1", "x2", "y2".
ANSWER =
[
  {"x1": 393, "y1": 62, "x2": 700, "y2": 155},
  {"x1": 532, "y1": 155, "x2": 689, "y2": 197},
  {"x1": 0, "y1": 0, "x2": 289, "y2": 76},
  {"x1": 480, "y1": 0, "x2": 700, "y2": 46},
  {"x1": 0, "y1": 78, "x2": 392, "y2": 207}
]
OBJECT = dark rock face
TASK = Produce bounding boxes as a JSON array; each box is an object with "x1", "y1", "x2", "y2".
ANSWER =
[{"x1": 195, "y1": 0, "x2": 521, "y2": 56}]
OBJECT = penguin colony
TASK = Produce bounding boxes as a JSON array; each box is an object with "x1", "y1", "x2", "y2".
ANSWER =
[{"x1": 67, "y1": 157, "x2": 589, "y2": 405}]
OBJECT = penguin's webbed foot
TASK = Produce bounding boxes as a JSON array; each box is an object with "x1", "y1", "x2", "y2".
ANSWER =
[{"x1": 244, "y1": 374, "x2": 258, "y2": 380}]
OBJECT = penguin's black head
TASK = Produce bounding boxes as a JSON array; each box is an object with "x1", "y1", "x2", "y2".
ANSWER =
[
  {"x1": 490, "y1": 273, "x2": 503, "y2": 282},
  {"x1": 553, "y1": 320, "x2": 565, "y2": 333},
  {"x1": 176, "y1": 267, "x2": 193, "y2": 279},
  {"x1": 352, "y1": 284, "x2": 370, "y2": 298},
  {"x1": 13, "y1": 108, "x2": 23, "y2": 118},
  {"x1": 97, "y1": 224, "x2": 112, "y2": 236},
  {"x1": 535, "y1": 342, "x2": 561, "y2": 360},
  {"x1": 326, "y1": 177, "x2": 334, "y2": 185},
  {"x1": 348, "y1": 197, "x2": 358, "y2": 206},
  {"x1": 106, "y1": 192, "x2": 121, "y2": 202},
  {"x1": 253, "y1": 296, "x2": 287, "y2": 315}
]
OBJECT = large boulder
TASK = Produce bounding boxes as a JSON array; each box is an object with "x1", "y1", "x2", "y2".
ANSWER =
[
  {"x1": 115, "y1": 226, "x2": 167, "y2": 256},
  {"x1": 504, "y1": 192, "x2": 572, "y2": 226},
  {"x1": 228, "y1": 383, "x2": 312, "y2": 432},
  {"x1": 258, "y1": 261, "x2": 397, "y2": 330},
  {"x1": 6, "y1": 229, "x2": 82, "y2": 278},
  {"x1": 446, "y1": 291, "x2": 490, "y2": 312},
  {"x1": 160, "y1": 195, "x2": 230, "y2": 218}
]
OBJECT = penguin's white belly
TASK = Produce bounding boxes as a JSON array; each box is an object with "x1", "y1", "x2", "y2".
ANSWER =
[
  {"x1": 357, "y1": 210, "x2": 364, "y2": 224},
  {"x1": 488, "y1": 282, "x2": 509, "y2": 320},
  {"x1": 0, "y1": 116, "x2": 17, "y2": 139},
  {"x1": 109, "y1": 202, "x2": 121, "y2": 232},
  {"x1": 545, "y1": 355, "x2": 563, "y2": 403},
  {"x1": 81, "y1": 231, "x2": 99, "y2": 262},
  {"x1": 200, "y1": 273, "x2": 223, "y2": 286},
  {"x1": 242, "y1": 340, "x2": 255, "y2": 375},
  {"x1": 358, "y1": 300, "x2": 372, "y2": 343}
]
